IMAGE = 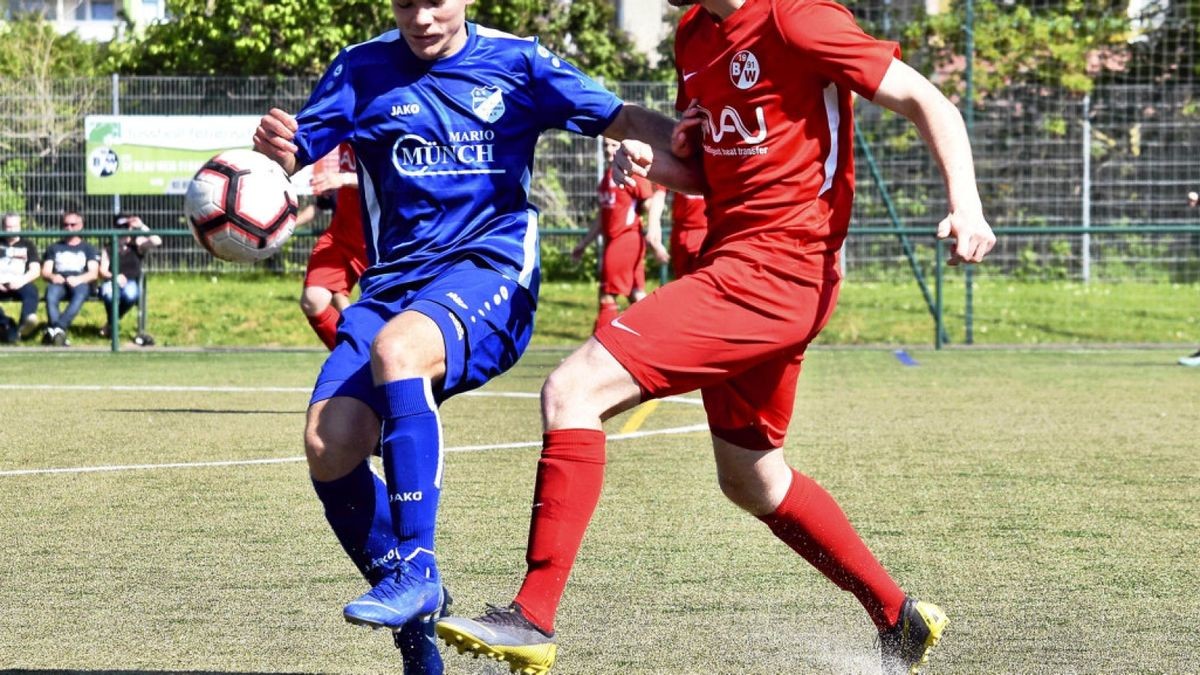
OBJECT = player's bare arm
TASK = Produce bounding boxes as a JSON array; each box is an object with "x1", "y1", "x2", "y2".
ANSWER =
[
  {"x1": 871, "y1": 58, "x2": 996, "y2": 265},
  {"x1": 310, "y1": 171, "x2": 358, "y2": 195},
  {"x1": 643, "y1": 188, "x2": 670, "y2": 263},
  {"x1": 572, "y1": 218, "x2": 602, "y2": 262},
  {"x1": 603, "y1": 104, "x2": 705, "y2": 194},
  {"x1": 252, "y1": 108, "x2": 301, "y2": 176}
]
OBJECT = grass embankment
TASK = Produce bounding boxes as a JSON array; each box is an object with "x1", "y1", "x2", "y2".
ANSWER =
[{"x1": 2, "y1": 273, "x2": 1197, "y2": 348}]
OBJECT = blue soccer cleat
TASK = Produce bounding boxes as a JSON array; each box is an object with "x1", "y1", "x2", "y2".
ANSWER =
[
  {"x1": 394, "y1": 586, "x2": 453, "y2": 675},
  {"x1": 344, "y1": 550, "x2": 442, "y2": 631}
]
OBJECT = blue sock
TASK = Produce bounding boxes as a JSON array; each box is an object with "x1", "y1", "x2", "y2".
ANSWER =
[
  {"x1": 311, "y1": 460, "x2": 401, "y2": 586},
  {"x1": 379, "y1": 378, "x2": 442, "y2": 568}
]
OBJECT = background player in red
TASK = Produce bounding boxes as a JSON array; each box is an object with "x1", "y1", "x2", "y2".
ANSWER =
[
  {"x1": 572, "y1": 137, "x2": 668, "y2": 333},
  {"x1": 667, "y1": 190, "x2": 708, "y2": 278},
  {"x1": 300, "y1": 142, "x2": 367, "y2": 350},
  {"x1": 437, "y1": 1, "x2": 996, "y2": 674}
]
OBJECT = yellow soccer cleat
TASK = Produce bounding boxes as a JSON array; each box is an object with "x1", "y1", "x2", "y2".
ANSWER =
[
  {"x1": 436, "y1": 604, "x2": 557, "y2": 675},
  {"x1": 879, "y1": 597, "x2": 949, "y2": 675}
]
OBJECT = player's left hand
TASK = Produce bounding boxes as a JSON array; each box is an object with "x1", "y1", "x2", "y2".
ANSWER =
[
  {"x1": 612, "y1": 140, "x2": 653, "y2": 190},
  {"x1": 649, "y1": 241, "x2": 669, "y2": 263},
  {"x1": 671, "y1": 99, "x2": 705, "y2": 159},
  {"x1": 937, "y1": 210, "x2": 996, "y2": 265}
]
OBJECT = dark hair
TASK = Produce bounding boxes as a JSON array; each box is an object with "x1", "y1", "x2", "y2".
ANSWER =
[{"x1": 113, "y1": 212, "x2": 136, "y2": 228}]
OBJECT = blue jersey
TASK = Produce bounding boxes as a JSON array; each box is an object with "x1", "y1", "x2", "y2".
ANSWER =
[{"x1": 293, "y1": 23, "x2": 623, "y2": 303}]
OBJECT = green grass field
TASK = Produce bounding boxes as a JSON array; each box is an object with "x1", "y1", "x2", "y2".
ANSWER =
[
  {"x1": 3, "y1": 273, "x2": 1198, "y2": 348},
  {"x1": 1, "y1": 348, "x2": 1197, "y2": 673}
]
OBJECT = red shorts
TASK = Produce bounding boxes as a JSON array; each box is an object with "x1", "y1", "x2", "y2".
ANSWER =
[
  {"x1": 594, "y1": 253, "x2": 839, "y2": 450},
  {"x1": 304, "y1": 228, "x2": 368, "y2": 296},
  {"x1": 669, "y1": 227, "x2": 707, "y2": 278},
  {"x1": 599, "y1": 229, "x2": 646, "y2": 297}
]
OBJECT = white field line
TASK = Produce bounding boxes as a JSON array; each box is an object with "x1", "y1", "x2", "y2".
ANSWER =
[{"x1": 0, "y1": 386, "x2": 706, "y2": 478}]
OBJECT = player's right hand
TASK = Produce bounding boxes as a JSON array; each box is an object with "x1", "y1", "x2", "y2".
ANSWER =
[
  {"x1": 253, "y1": 108, "x2": 300, "y2": 176},
  {"x1": 613, "y1": 140, "x2": 653, "y2": 190}
]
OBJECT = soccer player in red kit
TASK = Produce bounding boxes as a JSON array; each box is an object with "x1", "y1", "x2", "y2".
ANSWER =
[
  {"x1": 301, "y1": 142, "x2": 368, "y2": 349},
  {"x1": 573, "y1": 137, "x2": 669, "y2": 333},
  {"x1": 437, "y1": 1, "x2": 995, "y2": 673},
  {"x1": 668, "y1": 190, "x2": 708, "y2": 278}
]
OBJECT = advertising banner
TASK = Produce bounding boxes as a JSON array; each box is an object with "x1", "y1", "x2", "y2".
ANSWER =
[{"x1": 84, "y1": 115, "x2": 314, "y2": 195}]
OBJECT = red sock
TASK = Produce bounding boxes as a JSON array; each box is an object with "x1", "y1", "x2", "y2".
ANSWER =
[
  {"x1": 757, "y1": 469, "x2": 907, "y2": 630},
  {"x1": 306, "y1": 305, "x2": 340, "y2": 350},
  {"x1": 513, "y1": 429, "x2": 606, "y2": 633},
  {"x1": 592, "y1": 299, "x2": 619, "y2": 334}
]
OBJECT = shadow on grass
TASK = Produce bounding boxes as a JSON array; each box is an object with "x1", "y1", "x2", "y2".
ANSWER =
[
  {"x1": 1, "y1": 671, "x2": 317, "y2": 675},
  {"x1": 103, "y1": 408, "x2": 300, "y2": 415}
]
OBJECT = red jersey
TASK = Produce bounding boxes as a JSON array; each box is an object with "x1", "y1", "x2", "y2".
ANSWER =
[
  {"x1": 327, "y1": 143, "x2": 365, "y2": 253},
  {"x1": 675, "y1": 0, "x2": 898, "y2": 278},
  {"x1": 598, "y1": 174, "x2": 654, "y2": 240},
  {"x1": 671, "y1": 193, "x2": 708, "y2": 233}
]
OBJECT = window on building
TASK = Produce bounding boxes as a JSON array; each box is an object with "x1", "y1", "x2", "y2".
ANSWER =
[
  {"x1": 72, "y1": 0, "x2": 116, "y2": 20},
  {"x1": 7, "y1": 0, "x2": 56, "y2": 19}
]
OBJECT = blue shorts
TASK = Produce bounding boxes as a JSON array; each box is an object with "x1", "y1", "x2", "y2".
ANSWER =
[{"x1": 310, "y1": 264, "x2": 535, "y2": 413}]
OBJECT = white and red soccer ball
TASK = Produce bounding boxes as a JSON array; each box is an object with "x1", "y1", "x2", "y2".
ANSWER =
[{"x1": 184, "y1": 149, "x2": 297, "y2": 263}]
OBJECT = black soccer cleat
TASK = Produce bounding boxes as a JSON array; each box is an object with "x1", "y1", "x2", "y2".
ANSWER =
[{"x1": 879, "y1": 597, "x2": 949, "y2": 675}]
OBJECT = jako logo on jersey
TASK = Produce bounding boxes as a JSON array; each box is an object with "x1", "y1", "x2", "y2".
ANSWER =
[
  {"x1": 536, "y1": 45, "x2": 563, "y2": 68},
  {"x1": 471, "y1": 86, "x2": 506, "y2": 123},
  {"x1": 392, "y1": 132, "x2": 503, "y2": 177},
  {"x1": 391, "y1": 102, "x2": 422, "y2": 117},
  {"x1": 390, "y1": 491, "x2": 423, "y2": 503},
  {"x1": 730, "y1": 50, "x2": 760, "y2": 90},
  {"x1": 699, "y1": 105, "x2": 768, "y2": 145},
  {"x1": 444, "y1": 291, "x2": 470, "y2": 310},
  {"x1": 325, "y1": 64, "x2": 343, "y2": 92}
]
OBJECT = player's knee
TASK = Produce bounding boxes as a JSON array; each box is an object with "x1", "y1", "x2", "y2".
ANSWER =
[
  {"x1": 304, "y1": 422, "x2": 360, "y2": 482},
  {"x1": 369, "y1": 334, "x2": 439, "y2": 380},
  {"x1": 717, "y1": 472, "x2": 766, "y2": 512},
  {"x1": 300, "y1": 287, "x2": 331, "y2": 317},
  {"x1": 542, "y1": 343, "x2": 631, "y2": 426},
  {"x1": 541, "y1": 367, "x2": 572, "y2": 421}
]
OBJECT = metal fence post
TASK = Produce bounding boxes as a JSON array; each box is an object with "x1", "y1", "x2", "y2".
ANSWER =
[
  {"x1": 111, "y1": 73, "x2": 121, "y2": 217},
  {"x1": 1082, "y1": 94, "x2": 1092, "y2": 283},
  {"x1": 935, "y1": 238, "x2": 945, "y2": 350},
  {"x1": 108, "y1": 232, "x2": 120, "y2": 352},
  {"x1": 964, "y1": 0, "x2": 976, "y2": 345}
]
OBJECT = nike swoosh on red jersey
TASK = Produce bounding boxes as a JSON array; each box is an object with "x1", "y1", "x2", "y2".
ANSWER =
[{"x1": 610, "y1": 316, "x2": 641, "y2": 336}]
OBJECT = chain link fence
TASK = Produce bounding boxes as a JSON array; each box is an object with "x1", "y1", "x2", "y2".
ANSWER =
[{"x1": 2, "y1": 73, "x2": 1198, "y2": 282}]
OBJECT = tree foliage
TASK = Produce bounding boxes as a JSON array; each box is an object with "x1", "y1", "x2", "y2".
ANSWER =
[
  {"x1": 104, "y1": 0, "x2": 661, "y2": 80},
  {"x1": 471, "y1": 0, "x2": 656, "y2": 81},
  {"x1": 107, "y1": 0, "x2": 394, "y2": 76},
  {"x1": 0, "y1": 14, "x2": 108, "y2": 163},
  {"x1": 903, "y1": 0, "x2": 1134, "y2": 97},
  {"x1": 0, "y1": 12, "x2": 108, "y2": 78}
]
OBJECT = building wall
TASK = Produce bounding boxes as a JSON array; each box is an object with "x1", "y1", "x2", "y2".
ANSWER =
[
  {"x1": 616, "y1": 0, "x2": 668, "y2": 64},
  {"x1": 5, "y1": 0, "x2": 166, "y2": 40}
]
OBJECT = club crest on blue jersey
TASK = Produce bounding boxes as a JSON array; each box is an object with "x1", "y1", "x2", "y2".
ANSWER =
[{"x1": 471, "y1": 86, "x2": 506, "y2": 123}]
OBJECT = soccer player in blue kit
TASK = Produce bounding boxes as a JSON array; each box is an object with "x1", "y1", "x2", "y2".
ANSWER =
[{"x1": 252, "y1": 0, "x2": 679, "y2": 672}]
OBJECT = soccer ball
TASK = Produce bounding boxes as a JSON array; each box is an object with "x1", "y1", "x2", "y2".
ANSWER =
[{"x1": 184, "y1": 149, "x2": 298, "y2": 263}]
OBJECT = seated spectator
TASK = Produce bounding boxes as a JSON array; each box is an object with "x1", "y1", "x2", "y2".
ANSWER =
[
  {"x1": 0, "y1": 212, "x2": 42, "y2": 343},
  {"x1": 41, "y1": 210, "x2": 99, "y2": 346},
  {"x1": 98, "y1": 213, "x2": 162, "y2": 339}
]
